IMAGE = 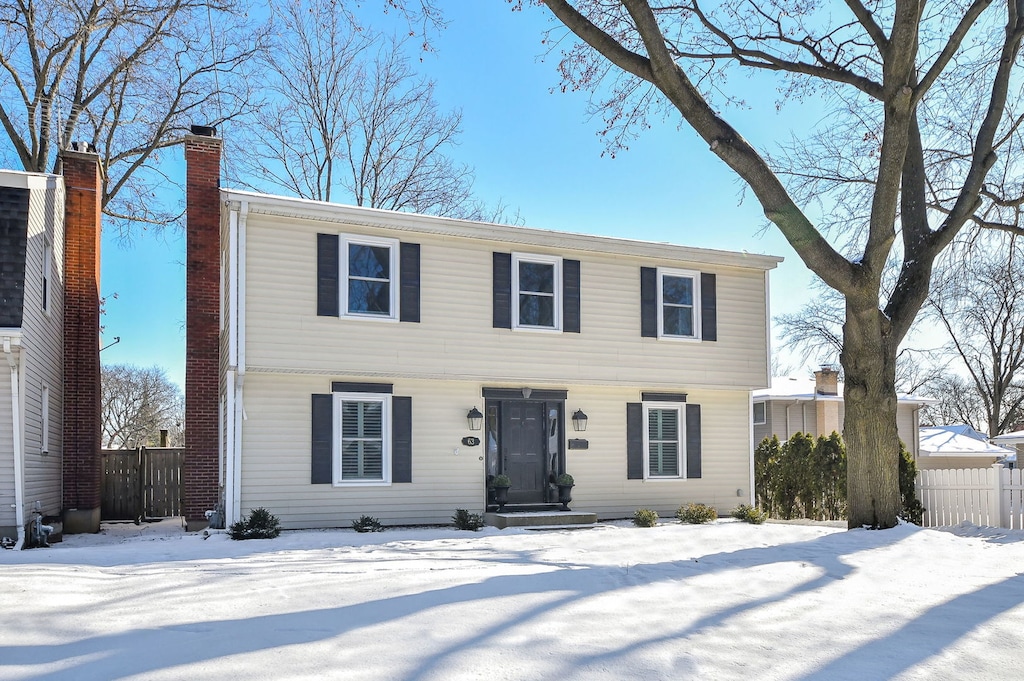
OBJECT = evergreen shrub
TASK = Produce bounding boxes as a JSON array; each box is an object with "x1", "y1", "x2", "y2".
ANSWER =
[
  {"x1": 229, "y1": 507, "x2": 282, "y2": 540},
  {"x1": 452, "y1": 509, "x2": 485, "y2": 531},
  {"x1": 632, "y1": 508, "x2": 659, "y2": 527},
  {"x1": 352, "y1": 515, "x2": 384, "y2": 533},
  {"x1": 675, "y1": 503, "x2": 718, "y2": 524}
]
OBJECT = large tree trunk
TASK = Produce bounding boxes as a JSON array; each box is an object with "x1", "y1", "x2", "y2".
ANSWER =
[{"x1": 841, "y1": 300, "x2": 902, "y2": 529}]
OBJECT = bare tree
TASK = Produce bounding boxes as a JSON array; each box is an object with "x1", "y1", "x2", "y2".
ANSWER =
[
  {"x1": 101, "y1": 364, "x2": 183, "y2": 449},
  {"x1": 0, "y1": 0, "x2": 265, "y2": 236},
  {"x1": 530, "y1": 0, "x2": 1024, "y2": 527},
  {"x1": 237, "y1": 0, "x2": 508, "y2": 221},
  {"x1": 927, "y1": 241, "x2": 1024, "y2": 436}
]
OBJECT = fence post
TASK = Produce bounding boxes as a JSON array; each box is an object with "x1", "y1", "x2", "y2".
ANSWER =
[{"x1": 991, "y1": 463, "x2": 1005, "y2": 528}]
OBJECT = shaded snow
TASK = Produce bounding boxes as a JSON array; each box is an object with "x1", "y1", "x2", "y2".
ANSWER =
[{"x1": 3, "y1": 519, "x2": 1023, "y2": 680}]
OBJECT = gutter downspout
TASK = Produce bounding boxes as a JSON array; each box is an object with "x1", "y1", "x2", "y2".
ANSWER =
[
  {"x1": 4, "y1": 336, "x2": 25, "y2": 550},
  {"x1": 224, "y1": 201, "x2": 247, "y2": 527}
]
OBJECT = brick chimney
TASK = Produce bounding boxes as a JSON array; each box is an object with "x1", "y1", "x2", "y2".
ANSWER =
[
  {"x1": 61, "y1": 143, "x2": 102, "y2": 534},
  {"x1": 814, "y1": 365, "x2": 841, "y2": 436},
  {"x1": 184, "y1": 125, "x2": 222, "y2": 531}
]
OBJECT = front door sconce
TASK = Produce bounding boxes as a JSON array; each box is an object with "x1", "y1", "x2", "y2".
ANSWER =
[
  {"x1": 467, "y1": 406, "x2": 483, "y2": 431},
  {"x1": 572, "y1": 409, "x2": 588, "y2": 432}
]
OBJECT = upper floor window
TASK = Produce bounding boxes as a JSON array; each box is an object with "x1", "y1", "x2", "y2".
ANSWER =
[
  {"x1": 512, "y1": 252, "x2": 562, "y2": 331},
  {"x1": 657, "y1": 268, "x2": 701, "y2": 340},
  {"x1": 753, "y1": 401, "x2": 766, "y2": 425},
  {"x1": 342, "y1": 235, "x2": 399, "y2": 320}
]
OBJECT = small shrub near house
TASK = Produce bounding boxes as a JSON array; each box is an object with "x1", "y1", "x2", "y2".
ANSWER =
[
  {"x1": 452, "y1": 509, "x2": 485, "y2": 531},
  {"x1": 632, "y1": 508, "x2": 659, "y2": 527},
  {"x1": 899, "y1": 443, "x2": 925, "y2": 525},
  {"x1": 730, "y1": 504, "x2": 768, "y2": 525},
  {"x1": 352, "y1": 514, "x2": 384, "y2": 533},
  {"x1": 676, "y1": 503, "x2": 718, "y2": 524},
  {"x1": 229, "y1": 507, "x2": 282, "y2": 540}
]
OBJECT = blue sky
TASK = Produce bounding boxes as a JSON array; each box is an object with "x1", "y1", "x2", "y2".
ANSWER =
[{"x1": 99, "y1": 2, "x2": 821, "y2": 388}]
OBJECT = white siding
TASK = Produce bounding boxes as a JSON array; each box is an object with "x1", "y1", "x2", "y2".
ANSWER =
[
  {"x1": 241, "y1": 212, "x2": 772, "y2": 391},
  {"x1": 0, "y1": 375, "x2": 14, "y2": 531},
  {"x1": 238, "y1": 373, "x2": 753, "y2": 528},
  {"x1": 19, "y1": 177, "x2": 64, "y2": 519}
]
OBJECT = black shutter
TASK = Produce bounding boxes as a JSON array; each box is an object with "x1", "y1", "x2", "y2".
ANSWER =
[
  {"x1": 563, "y1": 259, "x2": 581, "y2": 333},
  {"x1": 626, "y1": 403, "x2": 644, "y2": 479},
  {"x1": 686, "y1": 403, "x2": 702, "y2": 479},
  {"x1": 317, "y1": 234, "x2": 340, "y2": 317},
  {"x1": 392, "y1": 396, "x2": 413, "y2": 483},
  {"x1": 0, "y1": 186, "x2": 29, "y2": 328},
  {"x1": 400, "y1": 242, "x2": 420, "y2": 323},
  {"x1": 701, "y1": 272, "x2": 717, "y2": 341},
  {"x1": 311, "y1": 394, "x2": 333, "y2": 484},
  {"x1": 493, "y1": 252, "x2": 512, "y2": 329},
  {"x1": 640, "y1": 267, "x2": 657, "y2": 338}
]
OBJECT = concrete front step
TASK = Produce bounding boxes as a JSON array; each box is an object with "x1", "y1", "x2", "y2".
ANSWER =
[{"x1": 484, "y1": 510, "x2": 598, "y2": 529}]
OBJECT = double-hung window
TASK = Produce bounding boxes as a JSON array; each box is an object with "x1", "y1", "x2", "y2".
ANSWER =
[
  {"x1": 657, "y1": 268, "x2": 700, "y2": 339},
  {"x1": 342, "y1": 236, "x2": 399, "y2": 320},
  {"x1": 334, "y1": 392, "x2": 391, "y2": 485},
  {"x1": 512, "y1": 252, "x2": 562, "y2": 331},
  {"x1": 644, "y1": 402, "x2": 684, "y2": 479}
]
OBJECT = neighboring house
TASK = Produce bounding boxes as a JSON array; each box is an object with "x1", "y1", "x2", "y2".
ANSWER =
[
  {"x1": 752, "y1": 369, "x2": 935, "y2": 460},
  {"x1": 988, "y1": 429, "x2": 1023, "y2": 467},
  {"x1": 1, "y1": 169, "x2": 65, "y2": 547},
  {"x1": 184, "y1": 130, "x2": 783, "y2": 529},
  {"x1": 918, "y1": 425, "x2": 1014, "y2": 470}
]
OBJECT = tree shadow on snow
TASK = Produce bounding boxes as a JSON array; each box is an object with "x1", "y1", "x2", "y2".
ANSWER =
[{"x1": 0, "y1": 527, "x2": 918, "y2": 681}]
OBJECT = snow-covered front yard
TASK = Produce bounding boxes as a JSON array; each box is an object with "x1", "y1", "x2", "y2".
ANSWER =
[{"x1": 3, "y1": 518, "x2": 1023, "y2": 680}]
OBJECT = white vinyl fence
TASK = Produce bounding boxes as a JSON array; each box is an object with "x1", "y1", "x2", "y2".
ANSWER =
[{"x1": 916, "y1": 464, "x2": 1024, "y2": 529}]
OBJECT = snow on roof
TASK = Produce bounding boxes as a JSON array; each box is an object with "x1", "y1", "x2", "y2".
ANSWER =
[
  {"x1": 991, "y1": 429, "x2": 1024, "y2": 445},
  {"x1": 753, "y1": 376, "x2": 936, "y2": 405},
  {"x1": 919, "y1": 427, "x2": 1016, "y2": 457},
  {"x1": 929, "y1": 423, "x2": 990, "y2": 441}
]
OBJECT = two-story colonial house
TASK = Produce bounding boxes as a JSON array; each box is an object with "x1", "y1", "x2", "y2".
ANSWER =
[
  {"x1": 1, "y1": 169, "x2": 65, "y2": 547},
  {"x1": 186, "y1": 130, "x2": 782, "y2": 529}
]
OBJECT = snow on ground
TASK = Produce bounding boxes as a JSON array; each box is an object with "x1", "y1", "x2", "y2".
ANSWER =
[{"x1": 3, "y1": 518, "x2": 1023, "y2": 681}]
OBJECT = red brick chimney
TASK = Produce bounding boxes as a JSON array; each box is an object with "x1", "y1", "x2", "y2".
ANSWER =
[
  {"x1": 61, "y1": 143, "x2": 102, "y2": 534},
  {"x1": 184, "y1": 126, "x2": 222, "y2": 530}
]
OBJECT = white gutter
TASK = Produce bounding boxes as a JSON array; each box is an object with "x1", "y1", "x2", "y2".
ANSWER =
[
  {"x1": 224, "y1": 201, "x2": 248, "y2": 526},
  {"x1": 4, "y1": 335, "x2": 25, "y2": 549},
  {"x1": 748, "y1": 392, "x2": 756, "y2": 506}
]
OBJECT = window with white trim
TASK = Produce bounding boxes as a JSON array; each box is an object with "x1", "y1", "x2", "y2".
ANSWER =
[
  {"x1": 753, "y1": 401, "x2": 766, "y2": 425},
  {"x1": 644, "y1": 402, "x2": 684, "y2": 478},
  {"x1": 657, "y1": 268, "x2": 701, "y2": 339},
  {"x1": 334, "y1": 392, "x2": 391, "y2": 484},
  {"x1": 341, "y1": 235, "x2": 399, "y2": 320},
  {"x1": 512, "y1": 252, "x2": 562, "y2": 330}
]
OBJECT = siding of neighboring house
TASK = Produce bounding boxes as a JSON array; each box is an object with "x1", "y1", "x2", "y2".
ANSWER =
[
  {"x1": 752, "y1": 398, "x2": 922, "y2": 457},
  {"x1": 916, "y1": 455, "x2": 998, "y2": 470},
  {"x1": 19, "y1": 175, "x2": 64, "y2": 521},
  {"x1": 0, "y1": 374, "x2": 14, "y2": 534},
  {"x1": 0, "y1": 170, "x2": 64, "y2": 539}
]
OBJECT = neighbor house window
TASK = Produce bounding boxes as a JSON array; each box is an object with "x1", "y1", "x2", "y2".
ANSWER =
[
  {"x1": 644, "y1": 403, "x2": 684, "y2": 478},
  {"x1": 753, "y1": 401, "x2": 766, "y2": 425},
  {"x1": 42, "y1": 238, "x2": 52, "y2": 314},
  {"x1": 657, "y1": 268, "x2": 700, "y2": 339},
  {"x1": 342, "y1": 236, "x2": 399, "y2": 320},
  {"x1": 334, "y1": 392, "x2": 391, "y2": 484},
  {"x1": 512, "y1": 252, "x2": 562, "y2": 330},
  {"x1": 41, "y1": 385, "x2": 50, "y2": 454}
]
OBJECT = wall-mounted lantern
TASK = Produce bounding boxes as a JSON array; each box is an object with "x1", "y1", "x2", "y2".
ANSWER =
[
  {"x1": 572, "y1": 409, "x2": 589, "y2": 432},
  {"x1": 467, "y1": 406, "x2": 483, "y2": 431}
]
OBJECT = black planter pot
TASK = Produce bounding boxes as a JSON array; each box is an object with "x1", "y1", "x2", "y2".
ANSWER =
[
  {"x1": 493, "y1": 485, "x2": 510, "y2": 511},
  {"x1": 557, "y1": 484, "x2": 574, "y2": 511}
]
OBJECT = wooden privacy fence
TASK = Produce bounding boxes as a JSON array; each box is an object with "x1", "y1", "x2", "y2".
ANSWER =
[
  {"x1": 916, "y1": 465, "x2": 1024, "y2": 529},
  {"x1": 101, "y1": 448, "x2": 185, "y2": 521}
]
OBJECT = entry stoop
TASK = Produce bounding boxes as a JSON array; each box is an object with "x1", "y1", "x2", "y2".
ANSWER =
[{"x1": 484, "y1": 510, "x2": 598, "y2": 529}]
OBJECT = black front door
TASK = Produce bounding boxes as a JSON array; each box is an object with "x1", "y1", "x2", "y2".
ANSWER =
[{"x1": 502, "y1": 400, "x2": 547, "y2": 504}]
